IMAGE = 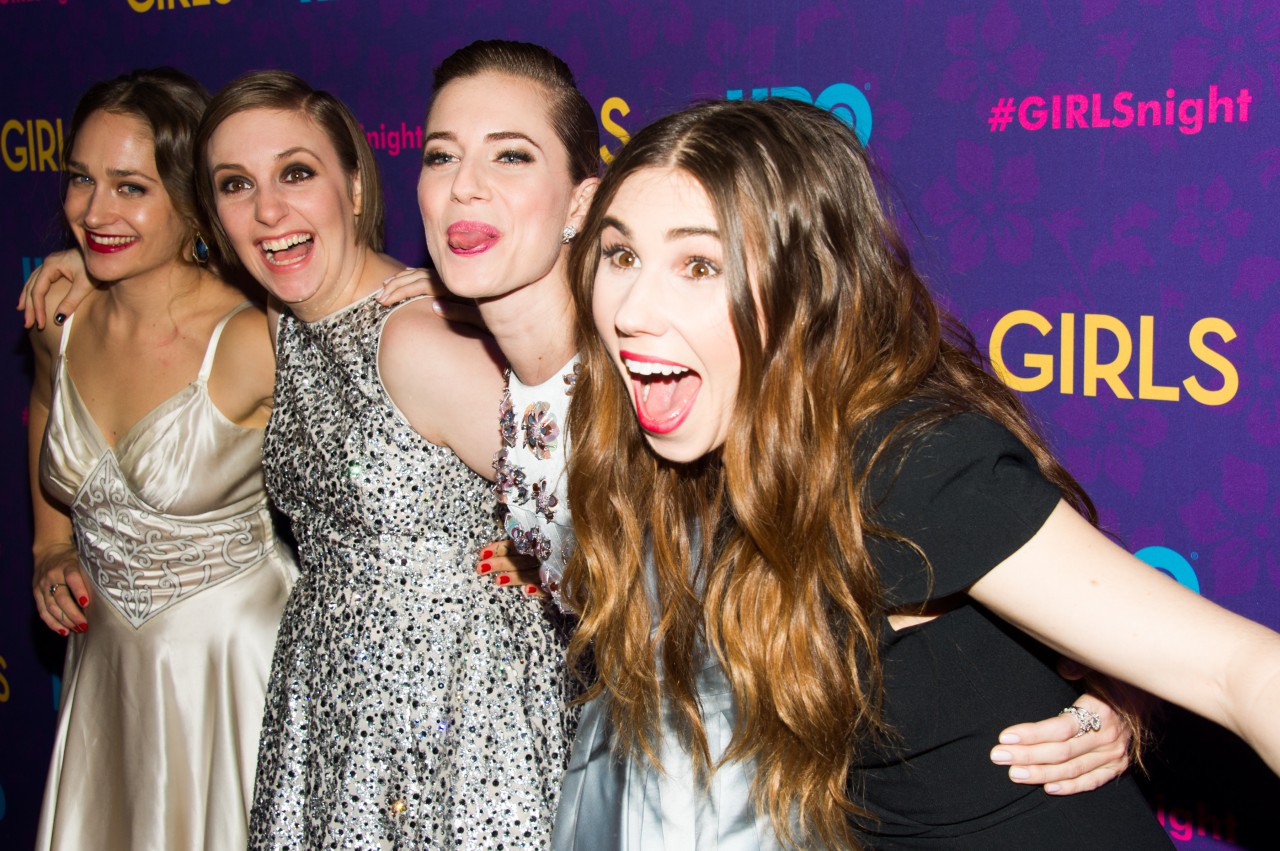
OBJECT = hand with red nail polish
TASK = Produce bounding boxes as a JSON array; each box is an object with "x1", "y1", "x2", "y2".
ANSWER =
[{"x1": 474, "y1": 539, "x2": 542, "y2": 595}]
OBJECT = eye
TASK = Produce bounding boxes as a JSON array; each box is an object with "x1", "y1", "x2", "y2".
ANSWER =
[
  {"x1": 685, "y1": 257, "x2": 720, "y2": 280},
  {"x1": 217, "y1": 176, "x2": 251, "y2": 195},
  {"x1": 422, "y1": 149, "x2": 456, "y2": 167},
  {"x1": 67, "y1": 172, "x2": 92, "y2": 188},
  {"x1": 496, "y1": 149, "x2": 533, "y2": 165},
  {"x1": 282, "y1": 164, "x2": 314, "y2": 183},
  {"x1": 602, "y1": 245, "x2": 638, "y2": 270},
  {"x1": 118, "y1": 183, "x2": 145, "y2": 197}
]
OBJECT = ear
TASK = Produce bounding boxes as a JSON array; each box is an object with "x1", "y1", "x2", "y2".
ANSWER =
[
  {"x1": 566, "y1": 176, "x2": 600, "y2": 229},
  {"x1": 351, "y1": 170, "x2": 364, "y2": 217}
]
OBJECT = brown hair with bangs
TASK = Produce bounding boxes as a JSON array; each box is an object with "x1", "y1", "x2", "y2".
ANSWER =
[
  {"x1": 563, "y1": 98, "x2": 1109, "y2": 849},
  {"x1": 193, "y1": 70, "x2": 385, "y2": 266}
]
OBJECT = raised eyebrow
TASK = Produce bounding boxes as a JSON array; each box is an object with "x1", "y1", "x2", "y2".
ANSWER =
[
  {"x1": 420, "y1": 130, "x2": 542, "y2": 149},
  {"x1": 667, "y1": 226, "x2": 719, "y2": 241},
  {"x1": 600, "y1": 216, "x2": 630, "y2": 238}
]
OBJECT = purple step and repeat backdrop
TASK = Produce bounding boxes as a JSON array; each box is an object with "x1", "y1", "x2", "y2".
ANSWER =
[{"x1": 2, "y1": 0, "x2": 1277, "y2": 847}]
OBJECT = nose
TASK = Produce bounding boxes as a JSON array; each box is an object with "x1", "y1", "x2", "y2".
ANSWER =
[
  {"x1": 80, "y1": 185, "x2": 114, "y2": 229},
  {"x1": 449, "y1": 155, "x2": 489, "y2": 204},
  {"x1": 609, "y1": 266, "x2": 669, "y2": 339},
  {"x1": 254, "y1": 181, "x2": 287, "y2": 226}
]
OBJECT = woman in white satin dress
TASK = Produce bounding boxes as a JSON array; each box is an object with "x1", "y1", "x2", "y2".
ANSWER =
[{"x1": 28, "y1": 68, "x2": 295, "y2": 851}]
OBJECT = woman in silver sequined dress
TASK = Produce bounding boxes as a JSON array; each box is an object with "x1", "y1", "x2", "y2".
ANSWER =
[{"x1": 190, "y1": 71, "x2": 574, "y2": 849}]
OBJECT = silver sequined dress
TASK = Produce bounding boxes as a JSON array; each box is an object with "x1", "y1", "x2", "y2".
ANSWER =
[{"x1": 250, "y1": 294, "x2": 572, "y2": 849}]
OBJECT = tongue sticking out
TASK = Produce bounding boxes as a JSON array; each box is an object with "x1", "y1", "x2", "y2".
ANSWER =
[
  {"x1": 448, "y1": 230, "x2": 496, "y2": 252},
  {"x1": 634, "y1": 372, "x2": 701, "y2": 434}
]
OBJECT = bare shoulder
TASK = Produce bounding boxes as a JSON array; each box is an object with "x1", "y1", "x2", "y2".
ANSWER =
[
  {"x1": 380, "y1": 298, "x2": 503, "y2": 388},
  {"x1": 207, "y1": 295, "x2": 276, "y2": 421}
]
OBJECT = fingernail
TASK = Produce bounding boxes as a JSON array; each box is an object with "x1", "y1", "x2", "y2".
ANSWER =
[
  {"x1": 478, "y1": 562, "x2": 492, "y2": 574},
  {"x1": 481, "y1": 549, "x2": 494, "y2": 559},
  {"x1": 497, "y1": 575, "x2": 511, "y2": 586},
  {"x1": 1045, "y1": 783, "x2": 1062, "y2": 794},
  {"x1": 59, "y1": 628, "x2": 68, "y2": 636},
  {"x1": 79, "y1": 596, "x2": 89, "y2": 606},
  {"x1": 991, "y1": 750, "x2": 1012, "y2": 764},
  {"x1": 998, "y1": 733, "x2": 1021, "y2": 745},
  {"x1": 54, "y1": 313, "x2": 66, "y2": 326},
  {"x1": 373, "y1": 285, "x2": 386, "y2": 300},
  {"x1": 524, "y1": 584, "x2": 539, "y2": 595},
  {"x1": 1009, "y1": 767, "x2": 1030, "y2": 780}
]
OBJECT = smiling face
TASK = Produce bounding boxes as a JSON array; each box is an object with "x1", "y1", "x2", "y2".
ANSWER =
[
  {"x1": 206, "y1": 108, "x2": 364, "y2": 320},
  {"x1": 592, "y1": 167, "x2": 742, "y2": 464},
  {"x1": 417, "y1": 71, "x2": 594, "y2": 302},
  {"x1": 63, "y1": 110, "x2": 191, "y2": 285}
]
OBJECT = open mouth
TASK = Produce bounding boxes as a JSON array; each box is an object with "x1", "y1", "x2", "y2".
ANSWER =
[
  {"x1": 85, "y1": 232, "x2": 138, "y2": 253},
  {"x1": 622, "y1": 351, "x2": 701, "y2": 435},
  {"x1": 446, "y1": 220, "x2": 500, "y2": 255},
  {"x1": 260, "y1": 233, "x2": 313, "y2": 267}
]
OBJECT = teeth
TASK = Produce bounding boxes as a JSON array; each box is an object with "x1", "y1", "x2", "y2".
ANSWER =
[
  {"x1": 261, "y1": 233, "x2": 312, "y2": 252},
  {"x1": 624, "y1": 357, "x2": 689, "y2": 377},
  {"x1": 88, "y1": 234, "x2": 136, "y2": 246}
]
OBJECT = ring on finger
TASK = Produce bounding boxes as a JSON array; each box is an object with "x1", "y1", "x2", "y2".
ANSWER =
[
  {"x1": 1059, "y1": 705, "x2": 1102, "y2": 738},
  {"x1": 49, "y1": 582, "x2": 63, "y2": 596}
]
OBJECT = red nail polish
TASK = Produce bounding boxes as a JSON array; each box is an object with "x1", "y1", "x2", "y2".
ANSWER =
[
  {"x1": 79, "y1": 623, "x2": 89, "y2": 633},
  {"x1": 525, "y1": 585, "x2": 539, "y2": 596},
  {"x1": 481, "y1": 549, "x2": 494, "y2": 559},
  {"x1": 59, "y1": 628, "x2": 68, "y2": 636},
  {"x1": 478, "y1": 563, "x2": 492, "y2": 574},
  {"x1": 79, "y1": 596, "x2": 89, "y2": 607},
  {"x1": 497, "y1": 575, "x2": 511, "y2": 586}
]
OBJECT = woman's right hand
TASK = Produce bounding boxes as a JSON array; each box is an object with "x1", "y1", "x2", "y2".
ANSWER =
[
  {"x1": 475, "y1": 539, "x2": 543, "y2": 597},
  {"x1": 33, "y1": 545, "x2": 90, "y2": 635},
  {"x1": 18, "y1": 249, "x2": 92, "y2": 330}
]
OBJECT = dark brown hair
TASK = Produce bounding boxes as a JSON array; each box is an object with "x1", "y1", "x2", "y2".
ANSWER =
[
  {"x1": 431, "y1": 40, "x2": 599, "y2": 183},
  {"x1": 194, "y1": 70, "x2": 385, "y2": 263},
  {"x1": 564, "y1": 98, "x2": 1102, "y2": 849}
]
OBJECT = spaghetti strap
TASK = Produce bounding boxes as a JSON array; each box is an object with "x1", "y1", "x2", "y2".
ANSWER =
[
  {"x1": 198, "y1": 301, "x2": 253, "y2": 382},
  {"x1": 57, "y1": 312, "x2": 75, "y2": 358}
]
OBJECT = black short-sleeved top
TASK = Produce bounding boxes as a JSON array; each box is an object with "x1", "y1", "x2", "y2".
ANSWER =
[{"x1": 851, "y1": 406, "x2": 1173, "y2": 849}]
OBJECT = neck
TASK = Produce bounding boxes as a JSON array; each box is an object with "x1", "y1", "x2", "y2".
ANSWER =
[
  {"x1": 289, "y1": 245, "x2": 391, "y2": 323},
  {"x1": 99, "y1": 260, "x2": 207, "y2": 322},
  {"x1": 478, "y1": 273, "x2": 577, "y2": 386}
]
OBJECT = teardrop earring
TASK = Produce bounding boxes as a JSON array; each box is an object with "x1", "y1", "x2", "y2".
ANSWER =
[{"x1": 191, "y1": 233, "x2": 211, "y2": 265}]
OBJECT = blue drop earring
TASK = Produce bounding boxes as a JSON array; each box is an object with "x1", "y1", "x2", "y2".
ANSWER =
[{"x1": 192, "y1": 233, "x2": 210, "y2": 265}]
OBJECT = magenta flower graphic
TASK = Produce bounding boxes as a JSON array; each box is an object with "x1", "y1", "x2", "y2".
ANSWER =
[
  {"x1": 1053, "y1": 395, "x2": 1169, "y2": 496},
  {"x1": 1179, "y1": 454, "x2": 1280, "y2": 596},
  {"x1": 1170, "y1": 177, "x2": 1251, "y2": 265},
  {"x1": 1172, "y1": 0, "x2": 1280, "y2": 94},
  {"x1": 921, "y1": 141, "x2": 1038, "y2": 273},
  {"x1": 937, "y1": 0, "x2": 1045, "y2": 111}
]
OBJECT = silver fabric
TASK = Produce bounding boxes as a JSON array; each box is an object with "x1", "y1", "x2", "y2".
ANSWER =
[
  {"x1": 250, "y1": 294, "x2": 573, "y2": 849},
  {"x1": 36, "y1": 304, "x2": 298, "y2": 851},
  {"x1": 552, "y1": 545, "x2": 782, "y2": 851}
]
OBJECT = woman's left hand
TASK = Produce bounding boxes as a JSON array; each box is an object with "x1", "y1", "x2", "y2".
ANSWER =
[
  {"x1": 476, "y1": 539, "x2": 544, "y2": 597},
  {"x1": 989, "y1": 692, "x2": 1130, "y2": 795}
]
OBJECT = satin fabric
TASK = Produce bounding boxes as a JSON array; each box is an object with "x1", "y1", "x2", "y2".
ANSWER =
[
  {"x1": 35, "y1": 305, "x2": 297, "y2": 851},
  {"x1": 553, "y1": 637, "x2": 782, "y2": 850}
]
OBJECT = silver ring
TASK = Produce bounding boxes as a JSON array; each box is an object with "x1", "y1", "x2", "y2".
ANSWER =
[
  {"x1": 49, "y1": 582, "x2": 63, "y2": 596},
  {"x1": 1060, "y1": 705, "x2": 1102, "y2": 738}
]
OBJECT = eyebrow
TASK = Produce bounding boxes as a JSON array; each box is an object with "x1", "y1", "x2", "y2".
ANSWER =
[
  {"x1": 210, "y1": 146, "x2": 320, "y2": 175},
  {"x1": 65, "y1": 160, "x2": 159, "y2": 182},
  {"x1": 423, "y1": 130, "x2": 543, "y2": 150},
  {"x1": 600, "y1": 216, "x2": 720, "y2": 241}
]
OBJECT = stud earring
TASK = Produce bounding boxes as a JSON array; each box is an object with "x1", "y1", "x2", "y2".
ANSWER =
[
  {"x1": 561, "y1": 225, "x2": 577, "y2": 244},
  {"x1": 191, "y1": 233, "x2": 210, "y2": 265}
]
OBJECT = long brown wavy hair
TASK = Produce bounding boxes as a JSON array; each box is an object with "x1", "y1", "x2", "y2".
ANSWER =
[{"x1": 563, "y1": 99, "x2": 1102, "y2": 849}]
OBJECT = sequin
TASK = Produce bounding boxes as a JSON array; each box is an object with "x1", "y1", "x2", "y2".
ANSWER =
[{"x1": 253, "y1": 295, "x2": 574, "y2": 849}]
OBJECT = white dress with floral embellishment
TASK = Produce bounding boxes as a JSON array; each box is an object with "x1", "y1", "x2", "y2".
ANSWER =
[{"x1": 493, "y1": 356, "x2": 579, "y2": 609}]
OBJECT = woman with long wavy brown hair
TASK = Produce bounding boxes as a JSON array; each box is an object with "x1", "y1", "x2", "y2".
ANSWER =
[{"x1": 556, "y1": 97, "x2": 1280, "y2": 849}]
